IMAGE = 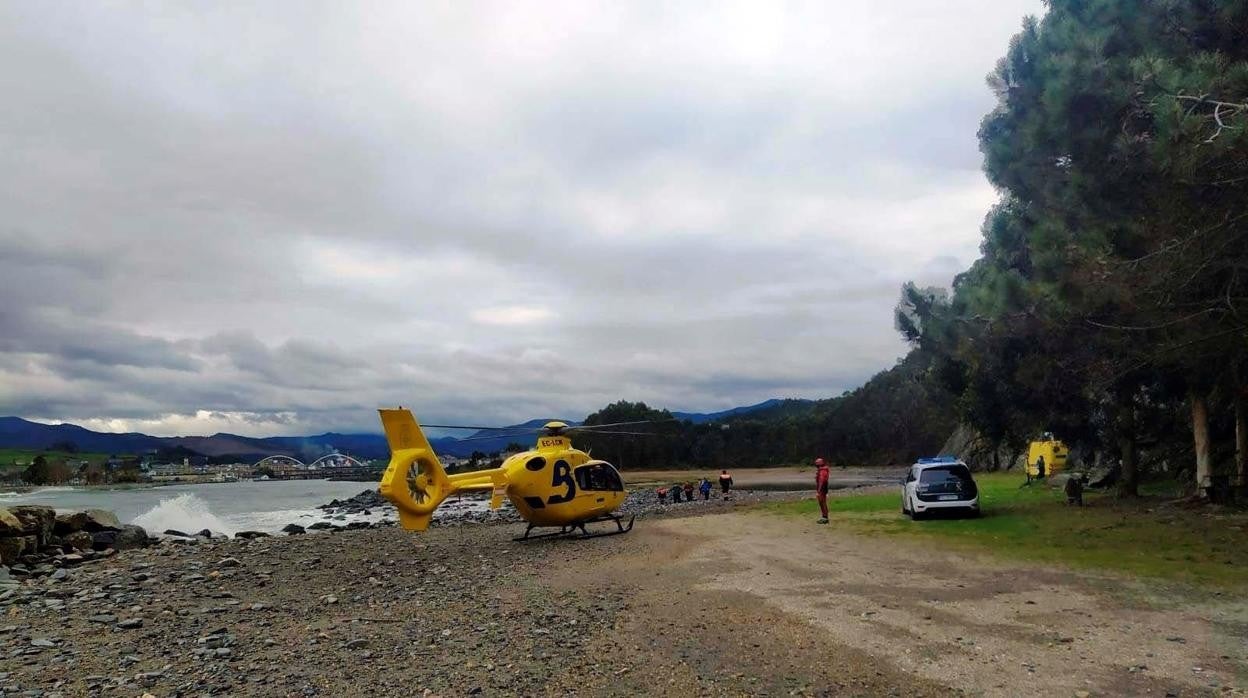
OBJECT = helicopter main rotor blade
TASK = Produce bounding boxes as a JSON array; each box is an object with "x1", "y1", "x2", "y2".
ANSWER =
[
  {"x1": 570, "y1": 430, "x2": 676, "y2": 437},
  {"x1": 569, "y1": 419, "x2": 680, "y2": 431},
  {"x1": 449, "y1": 430, "x2": 543, "y2": 443},
  {"x1": 420, "y1": 423, "x2": 550, "y2": 431}
]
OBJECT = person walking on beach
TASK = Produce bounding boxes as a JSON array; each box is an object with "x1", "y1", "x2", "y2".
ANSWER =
[
  {"x1": 718, "y1": 469, "x2": 733, "y2": 498},
  {"x1": 656, "y1": 486, "x2": 668, "y2": 504},
  {"x1": 671, "y1": 483, "x2": 683, "y2": 503},
  {"x1": 815, "y1": 457, "x2": 830, "y2": 524},
  {"x1": 683, "y1": 482, "x2": 694, "y2": 502},
  {"x1": 699, "y1": 478, "x2": 712, "y2": 500}
]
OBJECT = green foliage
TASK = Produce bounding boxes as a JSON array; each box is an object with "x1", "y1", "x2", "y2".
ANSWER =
[
  {"x1": 578, "y1": 354, "x2": 956, "y2": 470},
  {"x1": 22, "y1": 454, "x2": 51, "y2": 485},
  {"x1": 904, "y1": 0, "x2": 1248, "y2": 492}
]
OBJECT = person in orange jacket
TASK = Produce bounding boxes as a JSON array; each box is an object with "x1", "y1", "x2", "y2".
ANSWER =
[{"x1": 815, "y1": 457, "x2": 830, "y2": 524}]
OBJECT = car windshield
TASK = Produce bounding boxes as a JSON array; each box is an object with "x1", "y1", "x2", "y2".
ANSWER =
[{"x1": 917, "y1": 465, "x2": 973, "y2": 494}]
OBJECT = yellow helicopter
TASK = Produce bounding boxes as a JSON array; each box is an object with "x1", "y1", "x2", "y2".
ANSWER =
[{"x1": 377, "y1": 408, "x2": 650, "y2": 539}]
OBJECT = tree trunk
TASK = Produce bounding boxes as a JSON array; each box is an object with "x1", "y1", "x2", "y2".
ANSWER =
[
  {"x1": 1117, "y1": 393, "x2": 1138, "y2": 498},
  {"x1": 1236, "y1": 390, "x2": 1247, "y2": 488},
  {"x1": 1191, "y1": 390, "x2": 1212, "y2": 497}
]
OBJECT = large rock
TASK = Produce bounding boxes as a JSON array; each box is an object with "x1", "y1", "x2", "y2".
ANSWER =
[
  {"x1": 0, "y1": 536, "x2": 26, "y2": 565},
  {"x1": 115, "y1": 524, "x2": 150, "y2": 550},
  {"x1": 55, "y1": 509, "x2": 123, "y2": 536},
  {"x1": 54, "y1": 512, "x2": 86, "y2": 535},
  {"x1": 0, "y1": 508, "x2": 22, "y2": 536},
  {"x1": 81, "y1": 509, "x2": 122, "y2": 532},
  {"x1": 62, "y1": 531, "x2": 94, "y2": 552},
  {"x1": 234, "y1": 531, "x2": 270, "y2": 539},
  {"x1": 10, "y1": 506, "x2": 56, "y2": 547},
  {"x1": 90, "y1": 530, "x2": 116, "y2": 551},
  {"x1": 938, "y1": 425, "x2": 1025, "y2": 471}
]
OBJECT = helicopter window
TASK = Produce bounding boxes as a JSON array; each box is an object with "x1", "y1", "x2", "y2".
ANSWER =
[
  {"x1": 524, "y1": 457, "x2": 546, "y2": 472},
  {"x1": 575, "y1": 463, "x2": 624, "y2": 492}
]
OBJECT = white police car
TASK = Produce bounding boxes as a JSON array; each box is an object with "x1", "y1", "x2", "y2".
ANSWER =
[{"x1": 901, "y1": 457, "x2": 980, "y2": 519}]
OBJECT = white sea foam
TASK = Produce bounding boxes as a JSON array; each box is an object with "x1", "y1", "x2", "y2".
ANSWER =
[
  {"x1": 131, "y1": 493, "x2": 235, "y2": 537},
  {"x1": 0, "y1": 491, "x2": 20, "y2": 498}
]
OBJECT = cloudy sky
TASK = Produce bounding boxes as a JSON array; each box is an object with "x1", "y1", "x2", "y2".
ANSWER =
[{"x1": 0, "y1": 1, "x2": 1046, "y2": 436}]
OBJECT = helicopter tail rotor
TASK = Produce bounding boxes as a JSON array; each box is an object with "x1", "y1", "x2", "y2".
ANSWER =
[{"x1": 378, "y1": 408, "x2": 452, "y2": 531}]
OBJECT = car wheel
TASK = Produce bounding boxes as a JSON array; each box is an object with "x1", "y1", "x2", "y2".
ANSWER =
[{"x1": 910, "y1": 499, "x2": 925, "y2": 521}]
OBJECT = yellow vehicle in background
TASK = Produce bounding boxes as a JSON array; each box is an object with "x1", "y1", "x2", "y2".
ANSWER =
[{"x1": 1026, "y1": 433, "x2": 1068, "y2": 477}]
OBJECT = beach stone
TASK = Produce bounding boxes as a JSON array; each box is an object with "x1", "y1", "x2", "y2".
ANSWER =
[
  {"x1": 164, "y1": 529, "x2": 190, "y2": 537},
  {"x1": 63, "y1": 531, "x2": 94, "y2": 552},
  {"x1": 282, "y1": 524, "x2": 306, "y2": 535},
  {"x1": 234, "y1": 531, "x2": 269, "y2": 539},
  {"x1": 0, "y1": 508, "x2": 22, "y2": 536}
]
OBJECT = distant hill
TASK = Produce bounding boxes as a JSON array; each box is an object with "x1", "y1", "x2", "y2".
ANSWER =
[
  {"x1": 0, "y1": 416, "x2": 166, "y2": 454},
  {"x1": 674, "y1": 398, "x2": 816, "y2": 424},
  {"x1": 0, "y1": 397, "x2": 816, "y2": 464}
]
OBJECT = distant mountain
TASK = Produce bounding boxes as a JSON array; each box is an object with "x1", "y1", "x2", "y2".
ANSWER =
[
  {"x1": 673, "y1": 398, "x2": 815, "y2": 424},
  {"x1": 0, "y1": 416, "x2": 166, "y2": 454},
  {"x1": 0, "y1": 398, "x2": 807, "y2": 463}
]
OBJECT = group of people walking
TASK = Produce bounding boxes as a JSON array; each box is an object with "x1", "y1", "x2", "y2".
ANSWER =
[
  {"x1": 656, "y1": 470, "x2": 735, "y2": 504},
  {"x1": 652, "y1": 461, "x2": 837, "y2": 527}
]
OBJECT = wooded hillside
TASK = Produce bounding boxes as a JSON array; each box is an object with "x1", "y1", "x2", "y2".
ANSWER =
[{"x1": 897, "y1": 0, "x2": 1248, "y2": 499}]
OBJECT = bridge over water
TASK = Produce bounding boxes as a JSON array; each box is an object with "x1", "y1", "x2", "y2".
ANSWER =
[{"x1": 252, "y1": 454, "x2": 379, "y2": 480}]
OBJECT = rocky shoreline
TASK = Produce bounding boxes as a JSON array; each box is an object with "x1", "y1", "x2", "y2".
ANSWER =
[
  {"x1": 311, "y1": 484, "x2": 806, "y2": 529},
  {"x1": 0, "y1": 485, "x2": 818, "y2": 697},
  {"x1": 1, "y1": 506, "x2": 153, "y2": 589}
]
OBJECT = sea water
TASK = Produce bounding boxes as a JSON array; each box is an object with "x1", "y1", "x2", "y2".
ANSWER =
[{"x1": 0, "y1": 480, "x2": 395, "y2": 535}]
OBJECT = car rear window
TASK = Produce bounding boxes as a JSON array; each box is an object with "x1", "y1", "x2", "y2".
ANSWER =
[{"x1": 918, "y1": 465, "x2": 974, "y2": 488}]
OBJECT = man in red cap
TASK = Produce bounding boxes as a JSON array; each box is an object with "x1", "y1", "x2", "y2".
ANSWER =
[{"x1": 815, "y1": 457, "x2": 830, "y2": 524}]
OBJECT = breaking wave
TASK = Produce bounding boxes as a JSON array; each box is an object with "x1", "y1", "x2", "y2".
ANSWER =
[{"x1": 131, "y1": 493, "x2": 235, "y2": 537}]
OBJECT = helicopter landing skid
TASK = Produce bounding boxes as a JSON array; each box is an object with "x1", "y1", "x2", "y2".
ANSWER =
[{"x1": 514, "y1": 514, "x2": 636, "y2": 541}]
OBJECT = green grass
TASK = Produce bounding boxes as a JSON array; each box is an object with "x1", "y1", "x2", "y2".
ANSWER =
[
  {"x1": 0, "y1": 449, "x2": 114, "y2": 477},
  {"x1": 768, "y1": 473, "x2": 1248, "y2": 589}
]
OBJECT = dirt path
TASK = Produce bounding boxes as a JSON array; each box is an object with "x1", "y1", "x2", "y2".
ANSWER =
[{"x1": 663, "y1": 511, "x2": 1245, "y2": 697}]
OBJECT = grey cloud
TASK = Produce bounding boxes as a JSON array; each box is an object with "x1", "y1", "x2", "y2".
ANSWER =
[{"x1": 0, "y1": 1, "x2": 1046, "y2": 436}]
